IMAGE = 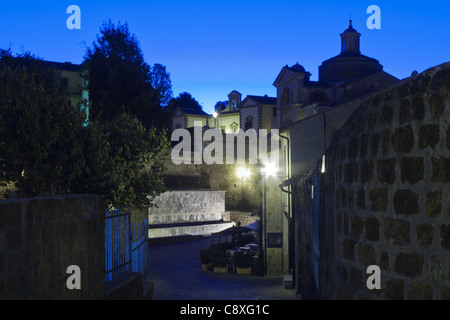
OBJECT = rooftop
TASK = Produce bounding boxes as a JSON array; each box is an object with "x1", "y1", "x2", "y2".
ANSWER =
[
  {"x1": 177, "y1": 107, "x2": 209, "y2": 116},
  {"x1": 42, "y1": 60, "x2": 82, "y2": 72},
  {"x1": 246, "y1": 95, "x2": 277, "y2": 105}
]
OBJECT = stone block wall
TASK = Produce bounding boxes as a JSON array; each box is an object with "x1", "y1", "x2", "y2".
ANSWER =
[
  {"x1": 148, "y1": 190, "x2": 226, "y2": 225},
  {"x1": 0, "y1": 195, "x2": 106, "y2": 299},
  {"x1": 164, "y1": 161, "x2": 262, "y2": 211},
  {"x1": 225, "y1": 211, "x2": 260, "y2": 227},
  {"x1": 293, "y1": 63, "x2": 450, "y2": 299}
]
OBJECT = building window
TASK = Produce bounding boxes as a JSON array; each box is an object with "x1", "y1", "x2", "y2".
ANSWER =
[
  {"x1": 273, "y1": 107, "x2": 277, "y2": 116},
  {"x1": 245, "y1": 116, "x2": 253, "y2": 130},
  {"x1": 282, "y1": 87, "x2": 292, "y2": 106}
]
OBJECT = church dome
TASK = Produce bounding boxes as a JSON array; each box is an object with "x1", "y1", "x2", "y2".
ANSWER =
[{"x1": 318, "y1": 20, "x2": 383, "y2": 83}]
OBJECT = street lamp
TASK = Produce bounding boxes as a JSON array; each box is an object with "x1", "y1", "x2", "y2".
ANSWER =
[
  {"x1": 237, "y1": 167, "x2": 250, "y2": 210},
  {"x1": 260, "y1": 160, "x2": 278, "y2": 276},
  {"x1": 213, "y1": 112, "x2": 218, "y2": 130},
  {"x1": 261, "y1": 161, "x2": 277, "y2": 177},
  {"x1": 237, "y1": 167, "x2": 250, "y2": 180}
]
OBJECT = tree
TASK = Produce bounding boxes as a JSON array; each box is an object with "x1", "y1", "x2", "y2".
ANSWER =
[
  {"x1": 151, "y1": 63, "x2": 173, "y2": 109},
  {"x1": 84, "y1": 21, "x2": 171, "y2": 129},
  {"x1": 72, "y1": 114, "x2": 170, "y2": 209},
  {"x1": 214, "y1": 100, "x2": 228, "y2": 111},
  {"x1": 168, "y1": 92, "x2": 203, "y2": 111},
  {"x1": 0, "y1": 49, "x2": 170, "y2": 208},
  {"x1": 0, "y1": 50, "x2": 86, "y2": 196}
]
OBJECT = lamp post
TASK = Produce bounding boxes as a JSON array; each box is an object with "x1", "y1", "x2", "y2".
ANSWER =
[
  {"x1": 261, "y1": 161, "x2": 277, "y2": 177},
  {"x1": 260, "y1": 160, "x2": 277, "y2": 276},
  {"x1": 213, "y1": 112, "x2": 218, "y2": 130}
]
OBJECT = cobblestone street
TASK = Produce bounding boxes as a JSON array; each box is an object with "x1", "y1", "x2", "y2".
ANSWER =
[{"x1": 148, "y1": 236, "x2": 300, "y2": 300}]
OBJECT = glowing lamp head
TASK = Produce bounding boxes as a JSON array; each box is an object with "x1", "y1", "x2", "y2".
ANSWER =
[
  {"x1": 237, "y1": 167, "x2": 251, "y2": 180},
  {"x1": 261, "y1": 161, "x2": 277, "y2": 177},
  {"x1": 213, "y1": 112, "x2": 218, "y2": 118}
]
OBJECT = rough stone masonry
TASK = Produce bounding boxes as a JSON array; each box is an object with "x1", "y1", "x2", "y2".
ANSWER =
[{"x1": 293, "y1": 62, "x2": 450, "y2": 300}]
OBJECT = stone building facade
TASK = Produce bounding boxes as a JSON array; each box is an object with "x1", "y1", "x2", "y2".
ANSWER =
[
  {"x1": 172, "y1": 90, "x2": 277, "y2": 134},
  {"x1": 273, "y1": 20, "x2": 399, "y2": 130},
  {"x1": 172, "y1": 107, "x2": 210, "y2": 131}
]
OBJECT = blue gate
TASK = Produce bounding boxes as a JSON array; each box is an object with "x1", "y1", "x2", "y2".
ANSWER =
[
  {"x1": 105, "y1": 207, "x2": 132, "y2": 282},
  {"x1": 131, "y1": 219, "x2": 148, "y2": 280},
  {"x1": 105, "y1": 208, "x2": 148, "y2": 282}
]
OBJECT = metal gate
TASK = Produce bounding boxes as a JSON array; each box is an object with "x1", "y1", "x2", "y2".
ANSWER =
[
  {"x1": 131, "y1": 219, "x2": 148, "y2": 280},
  {"x1": 105, "y1": 208, "x2": 148, "y2": 282},
  {"x1": 105, "y1": 207, "x2": 132, "y2": 282}
]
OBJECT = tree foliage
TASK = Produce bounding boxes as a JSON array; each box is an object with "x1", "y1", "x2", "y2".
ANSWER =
[
  {"x1": 0, "y1": 49, "x2": 86, "y2": 196},
  {"x1": 214, "y1": 100, "x2": 228, "y2": 111},
  {"x1": 168, "y1": 92, "x2": 203, "y2": 111},
  {"x1": 151, "y1": 63, "x2": 173, "y2": 109},
  {"x1": 72, "y1": 114, "x2": 170, "y2": 208},
  {"x1": 84, "y1": 21, "x2": 172, "y2": 130},
  {"x1": 0, "y1": 49, "x2": 170, "y2": 208}
]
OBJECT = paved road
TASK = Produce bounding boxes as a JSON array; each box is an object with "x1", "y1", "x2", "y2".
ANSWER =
[{"x1": 148, "y1": 236, "x2": 300, "y2": 300}]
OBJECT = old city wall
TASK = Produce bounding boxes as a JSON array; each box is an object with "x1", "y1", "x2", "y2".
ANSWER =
[{"x1": 294, "y1": 63, "x2": 450, "y2": 299}]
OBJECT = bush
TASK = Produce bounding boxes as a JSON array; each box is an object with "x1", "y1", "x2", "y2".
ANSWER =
[
  {"x1": 218, "y1": 242, "x2": 236, "y2": 251},
  {"x1": 199, "y1": 248, "x2": 211, "y2": 264},
  {"x1": 209, "y1": 247, "x2": 229, "y2": 268},
  {"x1": 235, "y1": 251, "x2": 253, "y2": 268},
  {"x1": 251, "y1": 249, "x2": 264, "y2": 276}
]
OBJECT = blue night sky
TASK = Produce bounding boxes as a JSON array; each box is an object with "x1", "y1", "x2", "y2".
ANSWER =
[{"x1": 2, "y1": 0, "x2": 449, "y2": 114}]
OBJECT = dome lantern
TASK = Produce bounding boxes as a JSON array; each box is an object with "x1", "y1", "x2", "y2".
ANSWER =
[{"x1": 340, "y1": 20, "x2": 361, "y2": 54}]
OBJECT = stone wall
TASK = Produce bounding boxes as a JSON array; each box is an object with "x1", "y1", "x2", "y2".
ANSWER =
[
  {"x1": 224, "y1": 211, "x2": 260, "y2": 227},
  {"x1": 148, "y1": 190, "x2": 226, "y2": 225},
  {"x1": 164, "y1": 161, "x2": 262, "y2": 211},
  {"x1": 292, "y1": 63, "x2": 450, "y2": 299},
  {"x1": 147, "y1": 190, "x2": 236, "y2": 238},
  {"x1": 0, "y1": 195, "x2": 106, "y2": 299}
]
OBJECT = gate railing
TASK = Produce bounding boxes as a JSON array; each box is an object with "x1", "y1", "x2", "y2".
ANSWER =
[
  {"x1": 105, "y1": 207, "x2": 148, "y2": 282},
  {"x1": 131, "y1": 219, "x2": 148, "y2": 280},
  {"x1": 105, "y1": 207, "x2": 132, "y2": 282}
]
